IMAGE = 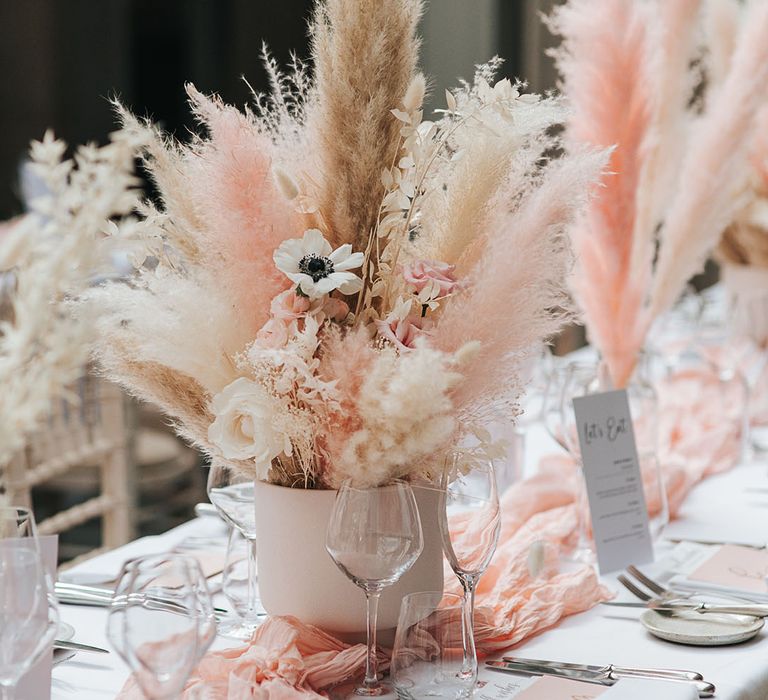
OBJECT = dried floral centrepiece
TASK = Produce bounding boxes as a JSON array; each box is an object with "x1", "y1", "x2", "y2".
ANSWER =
[{"x1": 82, "y1": 0, "x2": 609, "y2": 489}]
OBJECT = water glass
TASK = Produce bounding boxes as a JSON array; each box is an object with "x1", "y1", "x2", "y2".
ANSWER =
[
  {"x1": 207, "y1": 464, "x2": 265, "y2": 636},
  {"x1": 439, "y1": 457, "x2": 500, "y2": 652},
  {"x1": 106, "y1": 553, "x2": 216, "y2": 700},
  {"x1": 391, "y1": 592, "x2": 476, "y2": 699},
  {"x1": 0, "y1": 507, "x2": 59, "y2": 700},
  {"x1": 325, "y1": 480, "x2": 423, "y2": 697},
  {"x1": 558, "y1": 357, "x2": 670, "y2": 547}
]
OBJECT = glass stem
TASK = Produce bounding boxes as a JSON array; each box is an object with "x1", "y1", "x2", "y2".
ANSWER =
[
  {"x1": 512, "y1": 426, "x2": 526, "y2": 483},
  {"x1": 0, "y1": 683, "x2": 15, "y2": 700},
  {"x1": 460, "y1": 576, "x2": 478, "y2": 676},
  {"x1": 575, "y1": 459, "x2": 591, "y2": 553},
  {"x1": 246, "y1": 536, "x2": 260, "y2": 618},
  {"x1": 362, "y1": 589, "x2": 381, "y2": 691}
]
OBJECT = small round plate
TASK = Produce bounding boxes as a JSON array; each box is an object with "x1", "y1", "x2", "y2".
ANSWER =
[{"x1": 640, "y1": 609, "x2": 764, "y2": 646}]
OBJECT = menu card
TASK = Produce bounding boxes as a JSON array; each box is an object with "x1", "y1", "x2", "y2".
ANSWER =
[{"x1": 572, "y1": 390, "x2": 654, "y2": 574}]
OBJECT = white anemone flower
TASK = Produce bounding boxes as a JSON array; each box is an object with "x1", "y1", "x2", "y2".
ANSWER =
[{"x1": 273, "y1": 228, "x2": 364, "y2": 300}]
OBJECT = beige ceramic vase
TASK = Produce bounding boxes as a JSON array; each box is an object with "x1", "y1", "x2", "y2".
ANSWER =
[{"x1": 252, "y1": 480, "x2": 444, "y2": 640}]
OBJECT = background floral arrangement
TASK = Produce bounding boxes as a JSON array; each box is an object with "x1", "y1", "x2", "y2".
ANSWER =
[
  {"x1": 549, "y1": 0, "x2": 768, "y2": 388},
  {"x1": 709, "y1": 0, "x2": 768, "y2": 269},
  {"x1": 83, "y1": 0, "x2": 608, "y2": 489},
  {"x1": 0, "y1": 127, "x2": 143, "y2": 498}
]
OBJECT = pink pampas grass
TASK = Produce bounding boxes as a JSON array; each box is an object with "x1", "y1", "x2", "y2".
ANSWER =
[
  {"x1": 172, "y1": 87, "x2": 301, "y2": 333},
  {"x1": 551, "y1": 0, "x2": 768, "y2": 385},
  {"x1": 548, "y1": 0, "x2": 655, "y2": 388},
  {"x1": 650, "y1": 0, "x2": 768, "y2": 317},
  {"x1": 633, "y1": 0, "x2": 702, "y2": 266},
  {"x1": 434, "y1": 150, "x2": 609, "y2": 411}
]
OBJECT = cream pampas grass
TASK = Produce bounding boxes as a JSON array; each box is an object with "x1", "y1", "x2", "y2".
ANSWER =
[
  {"x1": 308, "y1": 0, "x2": 422, "y2": 251},
  {"x1": 416, "y1": 72, "x2": 565, "y2": 271}
]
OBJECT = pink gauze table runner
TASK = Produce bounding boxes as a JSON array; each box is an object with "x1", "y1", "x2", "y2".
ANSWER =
[{"x1": 117, "y1": 366, "x2": 742, "y2": 699}]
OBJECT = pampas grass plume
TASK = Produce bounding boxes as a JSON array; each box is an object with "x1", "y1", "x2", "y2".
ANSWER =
[
  {"x1": 650, "y1": 0, "x2": 768, "y2": 318},
  {"x1": 309, "y1": 0, "x2": 422, "y2": 251}
]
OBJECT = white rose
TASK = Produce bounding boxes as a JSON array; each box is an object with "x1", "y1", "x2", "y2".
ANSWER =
[{"x1": 208, "y1": 378, "x2": 285, "y2": 469}]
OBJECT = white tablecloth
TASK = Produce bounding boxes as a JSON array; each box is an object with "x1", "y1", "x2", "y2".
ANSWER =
[{"x1": 51, "y1": 429, "x2": 768, "y2": 699}]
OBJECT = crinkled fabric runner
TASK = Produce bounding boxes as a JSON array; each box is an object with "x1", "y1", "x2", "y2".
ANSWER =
[{"x1": 116, "y1": 367, "x2": 743, "y2": 699}]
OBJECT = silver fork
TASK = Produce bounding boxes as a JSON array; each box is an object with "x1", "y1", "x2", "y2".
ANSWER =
[
  {"x1": 625, "y1": 566, "x2": 683, "y2": 603},
  {"x1": 625, "y1": 565, "x2": 759, "y2": 604},
  {"x1": 616, "y1": 573, "x2": 657, "y2": 603}
]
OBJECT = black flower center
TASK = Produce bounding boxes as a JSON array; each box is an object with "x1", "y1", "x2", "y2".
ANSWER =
[{"x1": 299, "y1": 253, "x2": 335, "y2": 282}]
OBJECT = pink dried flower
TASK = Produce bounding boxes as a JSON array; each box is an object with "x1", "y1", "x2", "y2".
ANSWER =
[
  {"x1": 255, "y1": 318, "x2": 290, "y2": 349},
  {"x1": 322, "y1": 297, "x2": 350, "y2": 322},
  {"x1": 375, "y1": 314, "x2": 432, "y2": 351},
  {"x1": 270, "y1": 289, "x2": 311, "y2": 320},
  {"x1": 402, "y1": 259, "x2": 461, "y2": 297}
]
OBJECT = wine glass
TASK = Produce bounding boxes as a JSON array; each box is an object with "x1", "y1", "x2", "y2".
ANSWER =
[
  {"x1": 206, "y1": 464, "x2": 265, "y2": 637},
  {"x1": 391, "y1": 591, "x2": 477, "y2": 699},
  {"x1": 325, "y1": 480, "x2": 424, "y2": 697},
  {"x1": 439, "y1": 456, "x2": 500, "y2": 663},
  {"x1": 0, "y1": 506, "x2": 59, "y2": 700},
  {"x1": 106, "y1": 553, "x2": 216, "y2": 700}
]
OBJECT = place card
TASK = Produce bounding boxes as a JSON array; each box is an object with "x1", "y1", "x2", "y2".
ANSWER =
[
  {"x1": 475, "y1": 668, "x2": 534, "y2": 698},
  {"x1": 512, "y1": 676, "x2": 607, "y2": 699},
  {"x1": 687, "y1": 544, "x2": 768, "y2": 594},
  {"x1": 477, "y1": 668, "x2": 606, "y2": 699},
  {"x1": 572, "y1": 389, "x2": 654, "y2": 574}
]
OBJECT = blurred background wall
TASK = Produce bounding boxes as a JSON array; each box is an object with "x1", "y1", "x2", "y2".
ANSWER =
[{"x1": 0, "y1": 0, "x2": 562, "y2": 219}]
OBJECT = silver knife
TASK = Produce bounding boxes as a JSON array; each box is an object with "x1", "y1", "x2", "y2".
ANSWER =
[
  {"x1": 601, "y1": 600, "x2": 768, "y2": 616},
  {"x1": 486, "y1": 660, "x2": 716, "y2": 697},
  {"x1": 501, "y1": 656, "x2": 703, "y2": 681},
  {"x1": 54, "y1": 639, "x2": 110, "y2": 654},
  {"x1": 55, "y1": 582, "x2": 229, "y2": 615},
  {"x1": 667, "y1": 537, "x2": 767, "y2": 549}
]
